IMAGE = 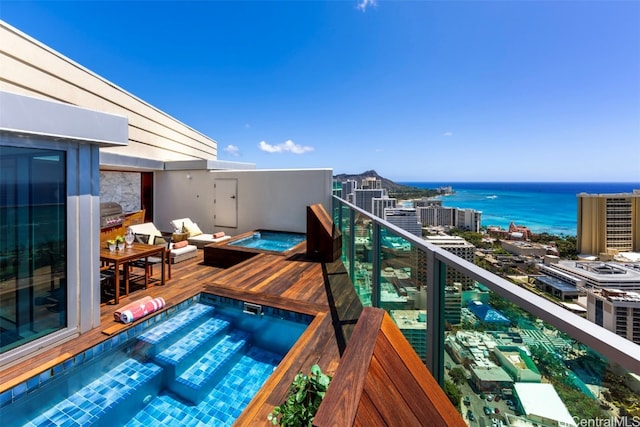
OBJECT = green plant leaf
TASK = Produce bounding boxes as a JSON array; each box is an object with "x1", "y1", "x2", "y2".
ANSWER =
[{"x1": 267, "y1": 365, "x2": 332, "y2": 426}]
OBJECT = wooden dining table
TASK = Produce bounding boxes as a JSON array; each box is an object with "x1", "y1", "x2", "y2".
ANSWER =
[{"x1": 99, "y1": 242, "x2": 167, "y2": 304}]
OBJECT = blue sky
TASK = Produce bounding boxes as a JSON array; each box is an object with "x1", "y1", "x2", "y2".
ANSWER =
[{"x1": 2, "y1": 1, "x2": 639, "y2": 182}]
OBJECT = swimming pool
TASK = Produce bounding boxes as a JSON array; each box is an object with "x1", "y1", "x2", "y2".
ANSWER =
[
  {"x1": 228, "y1": 231, "x2": 306, "y2": 253},
  {"x1": 204, "y1": 230, "x2": 306, "y2": 268},
  {"x1": 1, "y1": 294, "x2": 311, "y2": 426}
]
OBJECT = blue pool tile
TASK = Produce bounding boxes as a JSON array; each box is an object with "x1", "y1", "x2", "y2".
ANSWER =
[
  {"x1": 0, "y1": 389, "x2": 11, "y2": 408},
  {"x1": 38, "y1": 368, "x2": 52, "y2": 386},
  {"x1": 26, "y1": 375, "x2": 39, "y2": 393},
  {"x1": 83, "y1": 347, "x2": 94, "y2": 362},
  {"x1": 52, "y1": 363, "x2": 63, "y2": 376},
  {"x1": 12, "y1": 381, "x2": 27, "y2": 400}
]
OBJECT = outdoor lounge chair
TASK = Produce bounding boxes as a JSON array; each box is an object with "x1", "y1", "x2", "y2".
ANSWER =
[
  {"x1": 129, "y1": 222, "x2": 198, "y2": 263},
  {"x1": 169, "y1": 218, "x2": 231, "y2": 249},
  {"x1": 129, "y1": 233, "x2": 171, "y2": 280}
]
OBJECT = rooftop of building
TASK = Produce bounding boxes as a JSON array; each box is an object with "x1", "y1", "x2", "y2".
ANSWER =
[
  {"x1": 588, "y1": 288, "x2": 640, "y2": 303},
  {"x1": 513, "y1": 383, "x2": 577, "y2": 427},
  {"x1": 551, "y1": 260, "x2": 640, "y2": 284}
]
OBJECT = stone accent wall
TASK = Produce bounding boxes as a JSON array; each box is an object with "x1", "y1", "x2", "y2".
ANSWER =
[{"x1": 100, "y1": 171, "x2": 141, "y2": 213}]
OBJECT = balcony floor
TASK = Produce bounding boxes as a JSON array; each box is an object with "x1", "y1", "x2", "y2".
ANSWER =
[{"x1": 0, "y1": 244, "x2": 363, "y2": 425}]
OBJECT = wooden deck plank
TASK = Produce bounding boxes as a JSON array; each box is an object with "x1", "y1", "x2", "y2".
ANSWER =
[
  {"x1": 364, "y1": 355, "x2": 422, "y2": 426},
  {"x1": 379, "y1": 313, "x2": 465, "y2": 425}
]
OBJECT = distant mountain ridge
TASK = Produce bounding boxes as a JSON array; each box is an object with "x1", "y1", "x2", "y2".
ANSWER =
[{"x1": 333, "y1": 170, "x2": 415, "y2": 192}]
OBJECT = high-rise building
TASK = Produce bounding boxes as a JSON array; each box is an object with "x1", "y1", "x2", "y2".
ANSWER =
[
  {"x1": 425, "y1": 235, "x2": 476, "y2": 290},
  {"x1": 444, "y1": 283, "x2": 462, "y2": 325},
  {"x1": 417, "y1": 205, "x2": 456, "y2": 228},
  {"x1": 584, "y1": 288, "x2": 640, "y2": 345},
  {"x1": 416, "y1": 206, "x2": 481, "y2": 232},
  {"x1": 353, "y1": 188, "x2": 385, "y2": 214},
  {"x1": 384, "y1": 207, "x2": 421, "y2": 237},
  {"x1": 341, "y1": 179, "x2": 358, "y2": 204},
  {"x1": 577, "y1": 190, "x2": 640, "y2": 256},
  {"x1": 414, "y1": 197, "x2": 442, "y2": 208},
  {"x1": 390, "y1": 310, "x2": 427, "y2": 361},
  {"x1": 372, "y1": 197, "x2": 397, "y2": 219},
  {"x1": 361, "y1": 177, "x2": 382, "y2": 190},
  {"x1": 456, "y1": 208, "x2": 482, "y2": 233}
]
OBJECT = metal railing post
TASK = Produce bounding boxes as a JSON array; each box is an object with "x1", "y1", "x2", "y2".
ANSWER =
[
  {"x1": 348, "y1": 207, "x2": 355, "y2": 280},
  {"x1": 426, "y1": 248, "x2": 445, "y2": 384},
  {"x1": 372, "y1": 222, "x2": 381, "y2": 308}
]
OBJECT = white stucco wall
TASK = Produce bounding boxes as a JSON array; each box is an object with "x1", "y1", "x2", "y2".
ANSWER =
[{"x1": 154, "y1": 169, "x2": 333, "y2": 236}]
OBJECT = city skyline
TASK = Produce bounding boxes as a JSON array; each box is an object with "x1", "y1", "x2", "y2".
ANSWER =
[{"x1": 2, "y1": 0, "x2": 639, "y2": 182}]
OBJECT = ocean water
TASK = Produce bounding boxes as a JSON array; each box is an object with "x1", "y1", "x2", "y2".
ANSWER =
[{"x1": 398, "y1": 182, "x2": 640, "y2": 236}]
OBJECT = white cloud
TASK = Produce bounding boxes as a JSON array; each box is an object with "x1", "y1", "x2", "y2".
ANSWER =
[
  {"x1": 356, "y1": 0, "x2": 377, "y2": 12},
  {"x1": 443, "y1": 131, "x2": 454, "y2": 137},
  {"x1": 223, "y1": 144, "x2": 240, "y2": 156},
  {"x1": 258, "y1": 139, "x2": 314, "y2": 154}
]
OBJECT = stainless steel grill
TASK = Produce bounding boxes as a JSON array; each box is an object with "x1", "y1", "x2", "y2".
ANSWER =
[{"x1": 100, "y1": 202, "x2": 124, "y2": 229}]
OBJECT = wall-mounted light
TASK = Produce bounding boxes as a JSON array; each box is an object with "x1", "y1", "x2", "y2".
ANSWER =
[{"x1": 186, "y1": 173, "x2": 192, "y2": 180}]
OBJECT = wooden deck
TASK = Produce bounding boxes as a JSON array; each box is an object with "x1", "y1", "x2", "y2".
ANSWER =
[
  {"x1": 0, "y1": 242, "x2": 463, "y2": 425},
  {"x1": 0, "y1": 244, "x2": 364, "y2": 424}
]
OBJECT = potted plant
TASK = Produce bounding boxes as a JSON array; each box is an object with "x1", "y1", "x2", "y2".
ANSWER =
[
  {"x1": 106, "y1": 239, "x2": 116, "y2": 252},
  {"x1": 267, "y1": 364, "x2": 331, "y2": 426},
  {"x1": 115, "y1": 235, "x2": 125, "y2": 250}
]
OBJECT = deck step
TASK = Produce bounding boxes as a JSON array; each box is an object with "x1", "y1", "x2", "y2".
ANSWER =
[
  {"x1": 154, "y1": 316, "x2": 231, "y2": 379},
  {"x1": 28, "y1": 358, "x2": 162, "y2": 427},
  {"x1": 168, "y1": 330, "x2": 251, "y2": 405},
  {"x1": 135, "y1": 303, "x2": 215, "y2": 358}
]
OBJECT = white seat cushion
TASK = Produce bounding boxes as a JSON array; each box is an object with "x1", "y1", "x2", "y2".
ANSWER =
[
  {"x1": 170, "y1": 244, "x2": 197, "y2": 256},
  {"x1": 187, "y1": 233, "x2": 232, "y2": 249},
  {"x1": 169, "y1": 244, "x2": 198, "y2": 263}
]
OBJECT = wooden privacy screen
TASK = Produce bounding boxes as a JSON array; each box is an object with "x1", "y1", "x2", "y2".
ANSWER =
[
  {"x1": 313, "y1": 307, "x2": 465, "y2": 426},
  {"x1": 306, "y1": 204, "x2": 342, "y2": 262}
]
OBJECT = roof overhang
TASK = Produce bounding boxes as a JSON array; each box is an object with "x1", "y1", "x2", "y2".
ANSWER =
[
  {"x1": 0, "y1": 91, "x2": 128, "y2": 147},
  {"x1": 164, "y1": 159, "x2": 256, "y2": 171}
]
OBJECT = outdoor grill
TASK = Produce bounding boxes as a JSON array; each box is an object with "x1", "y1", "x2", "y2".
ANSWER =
[{"x1": 100, "y1": 202, "x2": 124, "y2": 229}]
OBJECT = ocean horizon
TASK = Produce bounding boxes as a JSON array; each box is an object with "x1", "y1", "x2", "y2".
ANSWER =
[{"x1": 397, "y1": 182, "x2": 640, "y2": 236}]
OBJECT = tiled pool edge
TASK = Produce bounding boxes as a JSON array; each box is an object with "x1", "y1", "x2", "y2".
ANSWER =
[
  {"x1": 200, "y1": 293, "x2": 314, "y2": 325},
  {"x1": 0, "y1": 292, "x2": 314, "y2": 410}
]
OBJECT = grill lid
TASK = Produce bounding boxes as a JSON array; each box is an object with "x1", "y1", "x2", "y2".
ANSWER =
[{"x1": 100, "y1": 202, "x2": 124, "y2": 229}]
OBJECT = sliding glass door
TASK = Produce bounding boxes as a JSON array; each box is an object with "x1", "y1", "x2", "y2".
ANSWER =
[{"x1": 0, "y1": 146, "x2": 66, "y2": 354}]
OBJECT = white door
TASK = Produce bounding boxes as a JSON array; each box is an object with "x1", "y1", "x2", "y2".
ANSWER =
[{"x1": 214, "y1": 178, "x2": 237, "y2": 228}]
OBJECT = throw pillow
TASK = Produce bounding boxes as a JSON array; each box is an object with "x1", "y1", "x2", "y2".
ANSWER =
[
  {"x1": 184, "y1": 221, "x2": 203, "y2": 237},
  {"x1": 173, "y1": 240, "x2": 188, "y2": 249}
]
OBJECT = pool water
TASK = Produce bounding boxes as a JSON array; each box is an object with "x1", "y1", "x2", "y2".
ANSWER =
[
  {"x1": 2, "y1": 296, "x2": 310, "y2": 427},
  {"x1": 228, "y1": 231, "x2": 305, "y2": 253}
]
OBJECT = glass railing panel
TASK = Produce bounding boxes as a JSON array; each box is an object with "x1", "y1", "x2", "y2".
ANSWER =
[
  {"x1": 379, "y1": 225, "x2": 429, "y2": 363},
  {"x1": 340, "y1": 202, "x2": 351, "y2": 274},
  {"x1": 332, "y1": 196, "x2": 639, "y2": 424},
  {"x1": 352, "y1": 210, "x2": 373, "y2": 307},
  {"x1": 444, "y1": 277, "x2": 640, "y2": 426}
]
